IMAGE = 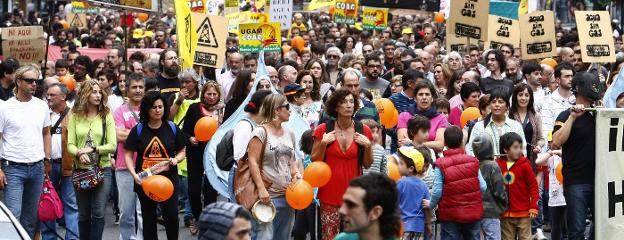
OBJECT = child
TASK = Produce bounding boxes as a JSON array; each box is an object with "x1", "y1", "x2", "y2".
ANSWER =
[
  {"x1": 361, "y1": 119, "x2": 387, "y2": 175},
  {"x1": 496, "y1": 132, "x2": 539, "y2": 240},
  {"x1": 434, "y1": 98, "x2": 450, "y2": 119},
  {"x1": 55, "y1": 59, "x2": 69, "y2": 77},
  {"x1": 403, "y1": 115, "x2": 437, "y2": 188},
  {"x1": 292, "y1": 130, "x2": 321, "y2": 240},
  {"x1": 396, "y1": 146, "x2": 432, "y2": 240},
  {"x1": 535, "y1": 131, "x2": 566, "y2": 240}
]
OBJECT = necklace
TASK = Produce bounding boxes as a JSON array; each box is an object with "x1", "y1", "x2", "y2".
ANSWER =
[{"x1": 335, "y1": 120, "x2": 353, "y2": 138}]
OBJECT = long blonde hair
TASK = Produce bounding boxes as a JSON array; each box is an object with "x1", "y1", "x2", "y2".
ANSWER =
[
  {"x1": 72, "y1": 79, "x2": 110, "y2": 118},
  {"x1": 259, "y1": 93, "x2": 287, "y2": 124}
]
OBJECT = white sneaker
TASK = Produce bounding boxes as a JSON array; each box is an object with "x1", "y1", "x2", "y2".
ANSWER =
[{"x1": 533, "y1": 228, "x2": 547, "y2": 240}]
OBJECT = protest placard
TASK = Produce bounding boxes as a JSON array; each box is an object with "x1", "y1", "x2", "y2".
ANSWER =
[
  {"x1": 359, "y1": 0, "x2": 440, "y2": 11},
  {"x1": 447, "y1": 0, "x2": 490, "y2": 41},
  {"x1": 334, "y1": 0, "x2": 358, "y2": 24},
  {"x1": 519, "y1": 11, "x2": 557, "y2": 60},
  {"x1": 71, "y1": 1, "x2": 99, "y2": 14},
  {"x1": 362, "y1": 7, "x2": 387, "y2": 30},
  {"x1": 575, "y1": 11, "x2": 616, "y2": 63},
  {"x1": 239, "y1": 23, "x2": 282, "y2": 53},
  {"x1": 240, "y1": 12, "x2": 270, "y2": 24},
  {"x1": 1, "y1": 26, "x2": 45, "y2": 64},
  {"x1": 67, "y1": 13, "x2": 87, "y2": 29},
  {"x1": 308, "y1": 0, "x2": 334, "y2": 11},
  {"x1": 445, "y1": 32, "x2": 479, "y2": 53},
  {"x1": 191, "y1": 13, "x2": 228, "y2": 68},
  {"x1": 188, "y1": 0, "x2": 206, "y2": 13},
  {"x1": 86, "y1": 0, "x2": 157, "y2": 12},
  {"x1": 270, "y1": 0, "x2": 293, "y2": 30},
  {"x1": 206, "y1": 0, "x2": 220, "y2": 15},
  {"x1": 485, "y1": 15, "x2": 520, "y2": 50}
]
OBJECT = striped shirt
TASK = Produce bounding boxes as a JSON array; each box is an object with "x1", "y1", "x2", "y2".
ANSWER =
[{"x1": 363, "y1": 144, "x2": 387, "y2": 175}]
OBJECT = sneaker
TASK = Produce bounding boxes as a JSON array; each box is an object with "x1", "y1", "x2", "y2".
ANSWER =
[
  {"x1": 542, "y1": 224, "x2": 551, "y2": 232},
  {"x1": 533, "y1": 228, "x2": 547, "y2": 240},
  {"x1": 114, "y1": 213, "x2": 120, "y2": 225},
  {"x1": 190, "y1": 219, "x2": 198, "y2": 235}
]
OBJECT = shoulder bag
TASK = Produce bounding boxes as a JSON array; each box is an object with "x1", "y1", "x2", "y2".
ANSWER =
[
  {"x1": 72, "y1": 116, "x2": 106, "y2": 191},
  {"x1": 233, "y1": 126, "x2": 273, "y2": 209}
]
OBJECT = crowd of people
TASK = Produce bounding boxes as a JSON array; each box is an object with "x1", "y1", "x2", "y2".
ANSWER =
[{"x1": 0, "y1": 2, "x2": 623, "y2": 240}]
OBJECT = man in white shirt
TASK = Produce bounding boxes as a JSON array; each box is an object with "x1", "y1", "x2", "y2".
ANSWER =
[
  {"x1": 541, "y1": 63, "x2": 576, "y2": 140},
  {"x1": 218, "y1": 52, "x2": 243, "y2": 102},
  {"x1": 522, "y1": 61, "x2": 546, "y2": 112},
  {"x1": 0, "y1": 65, "x2": 52, "y2": 238}
]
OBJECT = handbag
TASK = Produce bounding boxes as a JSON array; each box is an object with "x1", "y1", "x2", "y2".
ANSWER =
[
  {"x1": 234, "y1": 126, "x2": 273, "y2": 209},
  {"x1": 38, "y1": 177, "x2": 63, "y2": 221},
  {"x1": 72, "y1": 117, "x2": 106, "y2": 191}
]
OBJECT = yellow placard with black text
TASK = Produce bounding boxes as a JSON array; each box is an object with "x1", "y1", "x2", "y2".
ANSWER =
[
  {"x1": 575, "y1": 11, "x2": 616, "y2": 63},
  {"x1": 239, "y1": 23, "x2": 281, "y2": 53}
]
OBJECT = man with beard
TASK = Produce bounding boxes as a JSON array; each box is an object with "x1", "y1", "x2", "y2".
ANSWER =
[
  {"x1": 218, "y1": 52, "x2": 242, "y2": 102},
  {"x1": 157, "y1": 49, "x2": 181, "y2": 105},
  {"x1": 326, "y1": 47, "x2": 343, "y2": 85},
  {"x1": 479, "y1": 49, "x2": 514, "y2": 97},
  {"x1": 107, "y1": 47, "x2": 124, "y2": 75},
  {"x1": 153, "y1": 30, "x2": 169, "y2": 49},
  {"x1": 0, "y1": 58, "x2": 19, "y2": 101},
  {"x1": 360, "y1": 53, "x2": 390, "y2": 99},
  {"x1": 506, "y1": 58, "x2": 523, "y2": 85},
  {"x1": 73, "y1": 55, "x2": 92, "y2": 83}
]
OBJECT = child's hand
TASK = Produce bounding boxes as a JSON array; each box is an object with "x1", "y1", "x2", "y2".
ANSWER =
[
  {"x1": 422, "y1": 199, "x2": 430, "y2": 209},
  {"x1": 426, "y1": 224, "x2": 433, "y2": 238},
  {"x1": 529, "y1": 212, "x2": 538, "y2": 219}
]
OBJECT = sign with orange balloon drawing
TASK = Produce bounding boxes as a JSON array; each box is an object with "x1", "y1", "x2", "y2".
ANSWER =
[
  {"x1": 239, "y1": 22, "x2": 282, "y2": 53},
  {"x1": 362, "y1": 7, "x2": 388, "y2": 30},
  {"x1": 334, "y1": 0, "x2": 358, "y2": 24}
]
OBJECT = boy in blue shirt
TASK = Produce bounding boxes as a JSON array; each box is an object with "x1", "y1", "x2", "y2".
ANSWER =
[{"x1": 396, "y1": 146, "x2": 432, "y2": 240}]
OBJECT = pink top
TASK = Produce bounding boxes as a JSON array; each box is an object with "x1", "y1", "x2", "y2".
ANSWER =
[
  {"x1": 449, "y1": 94, "x2": 463, "y2": 109},
  {"x1": 113, "y1": 103, "x2": 139, "y2": 169},
  {"x1": 397, "y1": 111, "x2": 449, "y2": 141},
  {"x1": 448, "y1": 106, "x2": 462, "y2": 127}
]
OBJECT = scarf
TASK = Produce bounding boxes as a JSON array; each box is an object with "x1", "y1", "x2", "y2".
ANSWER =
[{"x1": 411, "y1": 105, "x2": 440, "y2": 119}]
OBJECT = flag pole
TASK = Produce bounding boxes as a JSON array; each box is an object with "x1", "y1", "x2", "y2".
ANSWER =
[
  {"x1": 123, "y1": 10, "x2": 129, "y2": 73},
  {"x1": 42, "y1": 0, "x2": 56, "y2": 79}
]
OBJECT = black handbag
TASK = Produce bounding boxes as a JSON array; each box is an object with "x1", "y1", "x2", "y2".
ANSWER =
[{"x1": 72, "y1": 117, "x2": 106, "y2": 191}]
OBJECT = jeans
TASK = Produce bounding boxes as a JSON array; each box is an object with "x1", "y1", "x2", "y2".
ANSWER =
[
  {"x1": 564, "y1": 184, "x2": 594, "y2": 240},
  {"x1": 228, "y1": 165, "x2": 237, "y2": 203},
  {"x1": 439, "y1": 221, "x2": 480, "y2": 240},
  {"x1": 76, "y1": 167, "x2": 112, "y2": 240},
  {"x1": 254, "y1": 197, "x2": 295, "y2": 240},
  {"x1": 115, "y1": 169, "x2": 143, "y2": 240},
  {"x1": 292, "y1": 203, "x2": 320, "y2": 240},
  {"x1": 41, "y1": 162, "x2": 80, "y2": 240},
  {"x1": 2, "y1": 160, "x2": 45, "y2": 239},
  {"x1": 480, "y1": 218, "x2": 501, "y2": 240},
  {"x1": 138, "y1": 173, "x2": 179, "y2": 240},
  {"x1": 178, "y1": 175, "x2": 192, "y2": 221}
]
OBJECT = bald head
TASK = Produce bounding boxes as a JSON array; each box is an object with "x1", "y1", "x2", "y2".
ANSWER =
[
  {"x1": 423, "y1": 45, "x2": 438, "y2": 57},
  {"x1": 278, "y1": 65, "x2": 297, "y2": 89},
  {"x1": 558, "y1": 47, "x2": 574, "y2": 64},
  {"x1": 229, "y1": 53, "x2": 243, "y2": 74}
]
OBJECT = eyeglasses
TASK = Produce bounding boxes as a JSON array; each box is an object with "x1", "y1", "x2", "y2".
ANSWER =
[
  {"x1": 21, "y1": 78, "x2": 39, "y2": 84},
  {"x1": 279, "y1": 103, "x2": 290, "y2": 110}
]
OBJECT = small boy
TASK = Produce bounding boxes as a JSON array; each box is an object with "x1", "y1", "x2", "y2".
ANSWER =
[
  {"x1": 396, "y1": 146, "x2": 432, "y2": 240},
  {"x1": 401, "y1": 115, "x2": 436, "y2": 188},
  {"x1": 361, "y1": 119, "x2": 387, "y2": 175},
  {"x1": 434, "y1": 98, "x2": 450, "y2": 119},
  {"x1": 55, "y1": 59, "x2": 70, "y2": 77},
  {"x1": 496, "y1": 132, "x2": 539, "y2": 240}
]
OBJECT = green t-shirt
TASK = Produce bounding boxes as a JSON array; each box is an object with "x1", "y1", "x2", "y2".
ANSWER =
[{"x1": 334, "y1": 233, "x2": 399, "y2": 240}]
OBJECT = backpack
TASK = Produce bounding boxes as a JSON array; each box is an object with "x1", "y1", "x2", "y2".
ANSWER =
[
  {"x1": 38, "y1": 177, "x2": 63, "y2": 221},
  {"x1": 216, "y1": 118, "x2": 254, "y2": 171},
  {"x1": 136, "y1": 121, "x2": 177, "y2": 136},
  {"x1": 325, "y1": 120, "x2": 365, "y2": 175}
]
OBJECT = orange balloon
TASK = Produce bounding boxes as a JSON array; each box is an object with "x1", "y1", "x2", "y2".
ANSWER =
[
  {"x1": 460, "y1": 107, "x2": 482, "y2": 128},
  {"x1": 329, "y1": 5, "x2": 335, "y2": 16},
  {"x1": 194, "y1": 116, "x2": 218, "y2": 142},
  {"x1": 555, "y1": 162, "x2": 563, "y2": 184},
  {"x1": 434, "y1": 12, "x2": 445, "y2": 23},
  {"x1": 59, "y1": 20, "x2": 69, "y2": 30},
  {"x1": 373, "y1": 98, "x2": 398, "y2": 128},
  {"x1": 282, "y1": 45, "x2": 292, "y2": 54},
  {"x1": 540, "y1": 57, "x2": 558, "y2": 69},
  {"x1": 137, "y1": 13, "x2": 149, "y2": 22},
  {"x1": 285, "y1": 180, "x2": 314, "y2": 210},
  {"x1": 142, "y1": 175, "x2": 174, "y2": 202},
  {"x1": 387, "y1": 162, "x2": 400, "y2": 182},
  {"x1": 304, "y1": 161, "x2": 332, "y2": 187},
  {"x1": 291, "y1": 36, "x2": 305, "y2": 52},
  {"x1": 59, "y1": 76, "x2": 76, "y2": 92}
]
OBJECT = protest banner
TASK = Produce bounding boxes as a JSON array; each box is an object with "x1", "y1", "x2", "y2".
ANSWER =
[
  {"x1": 575, "y1": 11, "x2": 616, "y2": 63},
  {"x1": 175, "y1": 0, "x2": 198, "y2": 69},
  {"x1": 334, "y1": 0, "x2": 358, "y2": 24},
  {"x1": 447, "y1": 0, "x2": 490, "y2": 41},
  {"x1": 239, "y1": 23, "x2": 282, "y2": 53},
  {"x1": 362, "y1": 7, "x2": 387, "y2": 30},
  {"x1": 359, "y1": 0, "x2": 439, "y2": 11},
  {"x1": 596, "y1": 109, "x2": 624, "y2": 240},
  {"x1": 192, "y1": 13, "x2": 228, "y2": 68},
  {"x1": 86, "y1": 0, "x2": 157, "y2": 12},
  {"x1": 71, "y1": 1, "x2": 99, "y2": 14},
  {"x1": 188, "y1": 0, "x2": 206, "y2": 13},
  {"x1": 519, "y1": 11, "x2": 557, "y2": 60},
  {"x1": 308, "y1": 0, "x2": 334, "y2": 11},
  {"x1": 240, "y1": 12, "x2": 270, "y2": 24},
  {"x1": 206, "y1": 0, "x2": 220, "y2": 15},
  {"x1": 1, "y1": 26, "x2": 45, "y2": 64},
  {"x1": 270, "y1": 0, "x2": 293, "y2": 31},
  {"x1": 485, "y1": 15, "x2": 520, "y2": 50}
]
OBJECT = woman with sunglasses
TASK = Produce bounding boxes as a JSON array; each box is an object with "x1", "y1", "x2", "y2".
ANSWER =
[{"x1": 247, "y1": 93, "x2": 303, "y2": 239}]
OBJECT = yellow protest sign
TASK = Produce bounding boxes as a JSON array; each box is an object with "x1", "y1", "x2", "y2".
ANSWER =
[
  {"x1": 448, "y1": 0, "x2": 490, "y2": 41},
  {"x1": 0, "y1": 26, "x2": 45, "y2": 64},
  {"x1": 575, "y1": 11, "x2": 616, "y2": 63},
  {"x1": 67, "y1": 13, "x2": 87, "y2": 29},
  {"x1": 225, "y1": 0, "x2": 238, "y2": 8},
  {"x1": 520, "y1": 11, "x2": 557, "y2": 60},
  {"x1": 239, "y1": 23, "x2": 282, "y2": 53},
  {"x1": 485, "y1": 15, "x2": 520, "y2": 50},
  {"x1": 192, "y1": 13, "x2": 228, "y2": 68},
  {"x1": 334, "y1": 0, "x2": 358, "y2": 24},
  {"x1": 175, "y1": 0, "x2": 198, "y2": 69},
  {"x1": 308, "y1": 0, "x2": 334, "y2": 10},
  {"x1": 226, "y1": 11, "x2": 240, "y2": 33},
  {"x1": 362, "y1": 7, "x2": 388, "y2": 31},
  {"x1": 188, "y1": 0, "x2": 206, "y2": 13},
  {"x1": 239, "y1": 12, "x2": 269, "y2": 24}
]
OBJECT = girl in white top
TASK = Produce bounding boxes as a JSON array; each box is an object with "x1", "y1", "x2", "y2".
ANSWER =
[{"x1": 536, "y1": 148, "x2": 566, "y2": 240}]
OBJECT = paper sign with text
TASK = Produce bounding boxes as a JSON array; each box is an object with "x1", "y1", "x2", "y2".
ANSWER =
[
  {"x1": 192, "y1": 13, "x2": 228, "y2": 68},
  {"x1": 67, "y1": 13, "x2": 88, "y2": 29},
  {"x1": 270, "y1": 0, "x2": 293, "y2": 31},
  {"x1": 308, "y1": 0, "x2": 334, "y2": 10},
  {"x1": 86, "y1": 0, "x2": 157, "y2": 12},
  {"x1": 71, "y1": 1, "x2": 99, "y2": 14},
  {"x1": 362, "y1": 7, "x2": 388, "y2": 30},
  {"x1": 520, "y1": 11, "x2": 557, "y2": 59},
  {"x1": 239, "y1": 23, "x2": 282, "y2": 53},
  {"x1": 575, "y1": 11, "x2": 616, "y2": 63},
  {"x1": 485, "y1": 15, "x2": 520, "y2": 50},
  {"x1": 1, "y1": 26, "x2": 45, "y2": 64},
  {"x1": 334, "y1": 0, "x2": 358, "y2": 24},
  {"x1": 240, "y1": 12, "x2": 270, "y2": 24},
  {"x1": 448, "y1": 0, "x2": 489, "y2": 41},
  {"x1": 188, "y1": 0, "x2": 206, "y2": 13}
]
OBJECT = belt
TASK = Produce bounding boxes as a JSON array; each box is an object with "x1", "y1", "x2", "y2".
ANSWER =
[
  {"x1": 0, "y1": 158, "x2": 43, "y2": 166},
  {"x1": 51, "y1": 158, "x2": 63, "y2": 164}
]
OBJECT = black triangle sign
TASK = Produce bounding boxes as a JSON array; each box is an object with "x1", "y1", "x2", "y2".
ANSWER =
[
  {"x1": 197, "y1": 16, "x2": 219, "y2": 48},
  {"x1": 70, "y1": 14, "x2": 84, "y2": 28}
]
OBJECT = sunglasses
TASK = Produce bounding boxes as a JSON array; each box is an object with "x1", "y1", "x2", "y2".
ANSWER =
[
  {"x1": 328, "y1": 55, "x2": 340, "y2": 59},
  {"x1": 21, "y1": 78, "x2": 39, "y2": 84}
]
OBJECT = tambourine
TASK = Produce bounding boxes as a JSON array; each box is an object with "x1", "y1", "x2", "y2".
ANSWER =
[{"x1": 252, "y1": 200, "x2": 276, "y2": 224}]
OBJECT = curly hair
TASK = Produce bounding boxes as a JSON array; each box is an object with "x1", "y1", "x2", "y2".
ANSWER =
[
  {"x1": 72, "y1": 79, "x2": 110, "y2": 118},
  {"x1": 324, "y1": 88, "x2": 360, "y2": 118},
  {"x1": 139, "y1": 91, "x2": 169, "y2": 123},
  {"x1": 295, "y1": 70, "x2": 321, "y2": 101}
]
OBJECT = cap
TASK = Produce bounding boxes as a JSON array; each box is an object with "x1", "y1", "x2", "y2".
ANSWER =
[
  {"x1": 572, "y1": 72, "x2": 603, "y2": 101},
  {"x1": 402, "y1": 27, "x2": 413, "y2": 35},
  {"x1": 284, "y1": 83, "x2": 305, "y2": 96},
  {"x1": 472, "y1": 135, "x2": 493, "y2": 161},
  {"x1": 398, "y1": 146, "x2": 424, "y2": 172},
  {"x1": 198, "y1": 202, "x2": 243, "y2": 240}
]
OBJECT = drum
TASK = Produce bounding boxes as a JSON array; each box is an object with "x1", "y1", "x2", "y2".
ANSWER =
[{"x1": 251, "y1": 200, "x2": 276, "y2": 223}]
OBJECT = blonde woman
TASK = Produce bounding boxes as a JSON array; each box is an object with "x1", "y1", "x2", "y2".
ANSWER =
[
  {"x1": 67, "y1": 79, "x2": 117, "y2": 240},
  {"x1": 247, "y1": 94, "x2": 303, "y2": 239}
]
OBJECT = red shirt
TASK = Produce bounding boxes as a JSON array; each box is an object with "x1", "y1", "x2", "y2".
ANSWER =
[{"x1": 313, "y1": 123, "x2": 372, "y2": 206}]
